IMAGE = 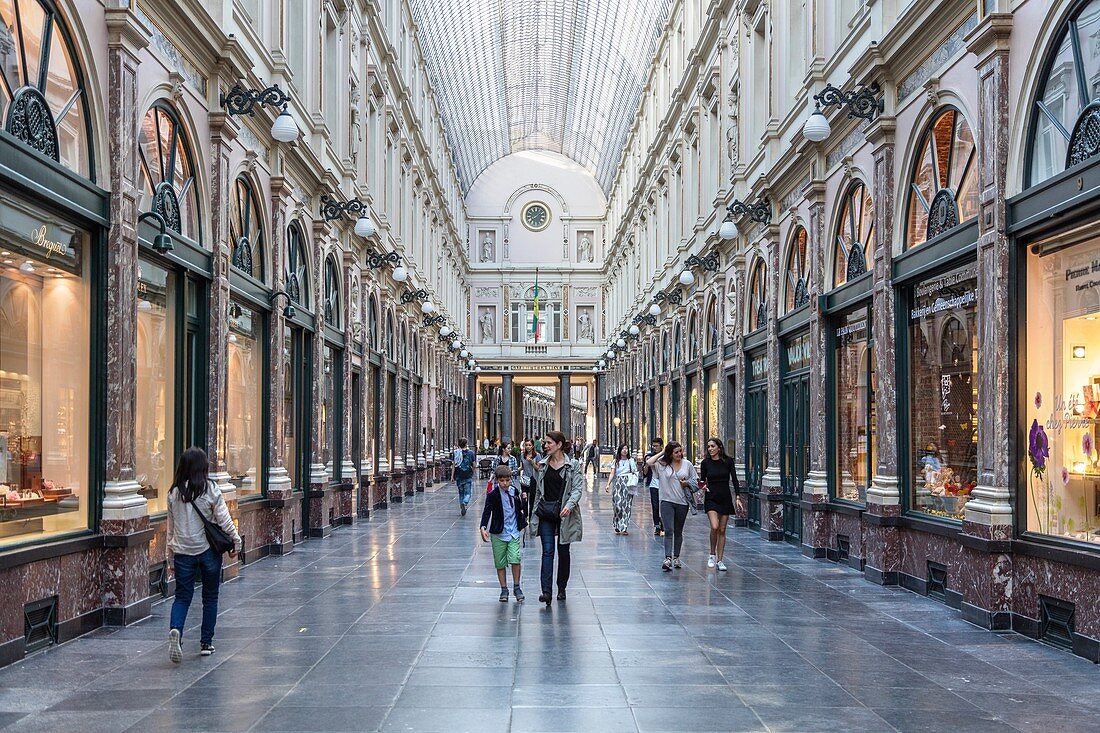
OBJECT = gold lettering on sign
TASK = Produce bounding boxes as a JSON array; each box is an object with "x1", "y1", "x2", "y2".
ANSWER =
[{"x1": 30, "y1": 226, "x2": 68, "y2": 258}]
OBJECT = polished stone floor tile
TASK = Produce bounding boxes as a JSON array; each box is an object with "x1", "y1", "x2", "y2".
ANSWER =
[{"x1": 0, "y1": 479, "x2": 1097, "y2": 732}]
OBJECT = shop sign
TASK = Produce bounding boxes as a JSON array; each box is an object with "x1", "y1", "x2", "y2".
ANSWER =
[
  {"x1": 836, "y1": 318, "x2": 867, "y2": 340},
  {"x1": 1065, "y1": 258, "x2": 1100, "y2": 294},
  {"x1": 784, "y1": 333, "x2": 811, "y2": 372},
  {"x1": 910, "y1": 265, "x2": 977, "y2": 321},
  {"x1": 749, "y1": 353, "x2": 768, "y2": 382}
]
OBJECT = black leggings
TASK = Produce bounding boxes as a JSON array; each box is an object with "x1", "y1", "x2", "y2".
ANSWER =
[{"x1": 660, "y1": 501, "x2": 689, "y2": 558}]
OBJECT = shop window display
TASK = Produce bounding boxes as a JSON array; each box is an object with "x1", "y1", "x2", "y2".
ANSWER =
[
  {"x1": 907, "y1": 262, "x2": 978, "y2": 519},
  {"x1": 226, "y1": 302, "x2": 263, "y2": 498},
  {"x1": 1025, "y1": 236, "x2": 1100, "y2": 544},
  {"x1": 135, "y1": 259, "x2": 176, "y2": 514},
  {"x1": 834, "y1": 308, "x2": 874, "y2": 503},
  {"x1": 322, "y1": 346, "x2": 338, "y2": 480},
  {"x1": 0, "y1": 198, "x2": 89, "y2": 547}
]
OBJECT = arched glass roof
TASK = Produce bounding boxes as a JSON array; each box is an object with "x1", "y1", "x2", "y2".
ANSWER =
[{"x1": 411, "y1": 0, "x2": 671, "y2": 194}]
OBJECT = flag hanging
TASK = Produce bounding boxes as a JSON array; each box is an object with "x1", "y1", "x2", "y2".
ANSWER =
[{"x1": 531, "y1": 269, "x2": 541, "y2": 343}]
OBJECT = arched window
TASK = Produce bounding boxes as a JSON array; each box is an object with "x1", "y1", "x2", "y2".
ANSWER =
[
  {"x1": 323, "y1": 255, "x2": 340, "y2": 328},
  {"x1": 230, "y1": 177, "x2": 264, "y2": 280},
  {"x1": 784, "y1": 227, "x2": 809, "y2": 313},
  {"x1": 673, "y1": 322, "x2": 682, "y2": 367},
  {"x1": 385, "y1": 312, "x2": 394, "y2": 354},
  {"x1": 834, "y1": 181, "x2": 874, "y2": 288},
  {"x1": 1029, "y1": 0, "x2": 1100, "y2": 185},
  {"x1": 412, "y1": 334, "x2": 419, "y2": 371},
  {"x1": 369, "y1": 295, "x2": 379, "y2": 350},
  {"x1": 906, "y1": 108, "x2": 977, "y2": 249},
  {"x1": 661, "y1": 332, "x2": 669, "y2": 372},
  {"x1": 0, "y1": 0, "x2": 92, "y2": 177},
  {"x1": 139, "y1": 104, "x2": 200, "y2": 242},
  {"x1": 687, "y1": 313, "x2": 699, "y2": 358},
  {"x1": 747, "y1": 258, "x2": 767, "y2": 333},
  {"x1": 704, "y1": 300, "x2": 719, "y2": 351},
  {"x1": 399, "y1": 324, "x2": 408, "y2": 367},
  {"x1": 284, "y1": 223, "x2": 309, "y2": 308}
]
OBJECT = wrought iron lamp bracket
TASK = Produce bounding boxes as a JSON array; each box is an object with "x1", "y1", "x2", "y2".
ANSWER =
[
  {"x1": 401, "y1": 288, "x2": 429, "y2": 304},
  {"x1": 633, "y1": 313, "x2": 658, "y2": 327},
  {"x1": 654, "y1": 291, "x2": 684, "y2": 307},
  {"x1": 423, "y1": 314, "x2": 445, "y2": 326},
  {"x1": 320, "y1": 194, "x2": 366, "y2": 222},
  {"x1": 220, "y1": 82, "x2": 291, "y2": 117},
  {"x1": 813, "y1": 82, "x2": 884, "y2": 122},
  {"x1": 365, "y1": 250, "x2": 400, "y2": 269},
  {"x1": 726, "y1": 198, "x2": 772, "y2": 225},
  {"x1": 685, "y1": 252, "x2": 720, "y2": 273}
]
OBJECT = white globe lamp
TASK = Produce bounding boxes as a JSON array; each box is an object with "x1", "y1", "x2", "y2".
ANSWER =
[
  {"x1": 616, "y1": 338, "x2": 626, "y2": 348},
  {"x1": 679, "y1": 269, "x2": 695, "y2": 286},
  {"x1": 628, "y1": 325, "x2": 640, "y2": 336},
  {"x1": 440, "y1": 326, "x2": 452, "y2": 337},
  {"x1": 270, "y1": 108, "x2": 299, "y2": 143},
  {"x1": 354, "y1": 215, "x2": 376, "y2": 238},
  {"x1": 719, "y1": 217, "x2": 739, "y2": 240},
  {"x1": 648, "y1": 303, "x2": 661, "y2": 316},
  {"x1": 803, "y1": 109, "x2": 831, "y2": 142},
  {"x1": 421, "y1": 300, "x2": 435, "y2": 314},
  {"x1": 392, "y1": 265, "x2": 407, "y2": 283}
]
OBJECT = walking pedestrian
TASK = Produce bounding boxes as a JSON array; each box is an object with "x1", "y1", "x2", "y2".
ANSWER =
[
  {"x1": 479, "y1": 464, "x2": 526, "y2": 603},
  {"x1": 452, "y1": 437, "x2": 476, "y2": 515},
  {"x1": 530, "y1": 430, "x2": 584, "y2": 606},
  {"x1": 642, "y1": 438, "x2": 664, "y2": 537},
  {"x1": 166, "y1": 447, "x2": 242, "y2": 664},
  {"x1": 646, "y1": 441, "x2": 699, "y2": 572},
  {"x1": 605, "y1": 444, "x2": 640, "y2": 535},
  {"x1": 519, "y1": 438, "x2": 542, "y2": 521},
  {"x1": 583, "y1": 438, "x2": 600, "y2": 481},
  {"x1": 700, "y1": 437, "x2": 739, "y2": 571}
]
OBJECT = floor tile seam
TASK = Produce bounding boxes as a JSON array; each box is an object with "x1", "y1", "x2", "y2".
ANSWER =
[
  {"x1": 367, "y1": 490, "x2": 491, "y2": 733},
  {"x1": 243, "y1": 492, "x2": 456, "y2": 733}
]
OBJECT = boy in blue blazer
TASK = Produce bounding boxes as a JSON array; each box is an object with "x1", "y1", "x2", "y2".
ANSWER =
[{"x1": 480, "y1": 464, "x2": 527, "y2": 602}]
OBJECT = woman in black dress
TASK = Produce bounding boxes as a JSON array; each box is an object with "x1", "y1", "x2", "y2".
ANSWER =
[{"x1": 700, "y1": 437, "x2": 739, "y2": 571}]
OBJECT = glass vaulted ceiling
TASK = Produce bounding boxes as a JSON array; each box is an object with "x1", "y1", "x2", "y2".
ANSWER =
[{"x1": 411, "y1": 0, "x2": 671, "y2": 194}]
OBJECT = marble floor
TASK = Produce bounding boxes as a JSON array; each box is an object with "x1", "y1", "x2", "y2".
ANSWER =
[{"x1": 0, "y1": 480, "x2": 1098, "y2": 733}]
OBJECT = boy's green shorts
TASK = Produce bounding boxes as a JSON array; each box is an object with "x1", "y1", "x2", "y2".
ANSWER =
[{"x1": 490, "y1": 536, "x2": 522, "y2": 569}]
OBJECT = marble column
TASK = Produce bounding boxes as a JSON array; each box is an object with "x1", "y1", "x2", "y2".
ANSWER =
[
  {"x1": 501, "y1": 372, "x2": 514, "y2": 442},
  {"x1": 865, "y1": 116, "x2": 901, "y2": 585},
  {"x1": 308, "y1": 221, "x2": 332, "y2": 537},
  {"x1": 803, "y1": 182, "x2": 830, "y2": 556},
  {"x1": 337, "y1": 250, "x2": 356, "y2": 523},
  {"x1": 264, "y1": 174, "x2": 294, "y2": 552},
  {"x1": 961, "y1": 14, "x2": 1014, "y2": 629},
  {"x1": 728, "y1": 258, "x2": 748, "y2": 526},
  {"x1": 101, "y1": 7, "x2": 152, "y2": 625},
  {"x1": 466, "y1": 373, "x2": 477, "y2": 446},
  {"x1": 558, "y1": 372, "x2": 572, "y2": 436},
  {"x1": 594, "y1": 373, "x2": 605, "y2": 445},
  {"x1": 761, "y1": 221, "x2": 784, "y2": 541}
]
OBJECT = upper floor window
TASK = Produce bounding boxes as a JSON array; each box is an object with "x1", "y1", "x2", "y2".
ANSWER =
[
  {"x1": 834, "y1": 181, "x2": 874, "y2": 288},
  {"x1": 140, "y1": 104, "x2": 200, "y2": 243},
  {"x1": 906, "y1": 108, "x2": 977, "y2": 249},
  {"x1": 747, "y1": 258, "x2": 767, "y2": 333},
  {"x1": 230, "y1": 176, "x2": 264, "y2": 281},
  {"x1": 0, "y1": 0, "x2": 92, "y2": 177},
  {"x1": 284, "y1": 223, "x2": 310, "y2": 308},
  {"x1": 509, "y1": 287, "x2": 561, "y2": 343},
  {"x1": 323, "y1": 255, "x2": 340, "y2": 329},
  {"x1": 704, "y1": 300, "x2": 719, "y2": 352},
  {"x1": 673, "y1": 323, "x2": 682, "y2": 367},
  {"x1": 369, "y1": 294, "x2": 379, "y2": 350},
  {"x1": 784, "y1": 226, "x2": 809, "y2": 314},
  {"x1": 1028, "y1": 0, "x2": 1100, "y2": 186}
]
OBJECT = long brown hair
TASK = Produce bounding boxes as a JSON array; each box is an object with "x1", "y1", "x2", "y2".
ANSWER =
[
  {"x1": 706, "y1": 437, "x2": 729, "y2": 461},
  {"x1": 660, "y1": 440, "x2": 684, "y2": 465},
  {"x1": 544, "y1": 430, "x2": 568, "y2": 457},
  {"x1": 172, "y1": 447, "x2": 210, "y2": 503}
]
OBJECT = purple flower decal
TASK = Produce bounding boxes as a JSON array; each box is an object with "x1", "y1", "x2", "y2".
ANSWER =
[
  {"x1": 1085, "y1": 432, "x2": 1094, "y2": 458},
  {"x1": 1034, "y1": 392, "x2": 1042, "y2": 410},
  {"x1": 1061, "y1": 467, "x2": 1069, "y2": 486},
  {"x1": 1028, "y1": 419, "x2": 1049, "y2": 474}
]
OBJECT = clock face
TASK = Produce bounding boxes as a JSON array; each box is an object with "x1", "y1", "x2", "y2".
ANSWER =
[{"x1": 522, "y1": 202, "x2": 551, "y2": 232}]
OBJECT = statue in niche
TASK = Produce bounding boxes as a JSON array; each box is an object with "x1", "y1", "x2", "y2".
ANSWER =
[
  {"x1": 480, "y1": 234, "x2": 494, "y2": 263},
  {"x1": 350, "y1": 82, "x2": 362, "y2": 164},
  {"x1": 726, "y1": 88, "x2": 739, "y2": 172},
  {"x1": 478, "y1": 309, "x2": 495, "y2": 343},
  {"x1": 577, "y1": 310, "x2": 594, "y2": 342},
  {"x1": 577, "y1": 234, "x2": 594, "y2": 263}
]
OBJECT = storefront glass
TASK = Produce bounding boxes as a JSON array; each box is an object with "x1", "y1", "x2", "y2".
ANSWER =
[
  {"x1": 0, "y1": 200, "x2": 90, "y2": 547},
  {"x1": 322, "y1": 345, "x2": 340, "y2": 480},
  {"x1": 136, "y1": 259, "x2": 176, "y2": 514},
  {"x1": 834, "y1": 308, "x2": 874, "y2": 503},
  {"x1": 689, "y1": 382, "x2": 699, "y2": 460},
  {"x1": 226, "y1": 301, "x2": 263, "y2": 498},
  {"x1": 907, "y1": 262, "x2": 978, "y2": 519},
  {"x1": 1024, "y1": 236, "x2": 1100, "y2": 544},
  {"x1": 706, "y1": 368, "x2": 718, "y2": 439},
  {"x1": 906, "y1": 109, "x2": 978, "y2": 250}
]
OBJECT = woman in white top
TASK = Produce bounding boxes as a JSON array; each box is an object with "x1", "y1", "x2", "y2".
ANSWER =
[
  {"x1": 645, "y1": 441, "x2": 699, "y2": 571},
  {"x1": 605, "y1": 444, "x2": 639, "y2": 535},
  {"x1": 166, "y1": 447, "x2": 242, "y2": 664}
]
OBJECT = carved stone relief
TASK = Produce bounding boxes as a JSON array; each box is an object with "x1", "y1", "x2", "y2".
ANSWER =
[
  {"x1": 478, "y1": 230, "x2": 495, "y2": 263},
  {"x1": 576, "y1": 230, "x2": 595, "y2": 262},
  {"x1": 478, "y1": 306, "x2": 496, "y2": 344},
  {"x1": 576, "y1": 307, "x2": 595, "y2": 343},
  {"x1": 474, "y1": 287, "x2": 500, "y2": 298}
]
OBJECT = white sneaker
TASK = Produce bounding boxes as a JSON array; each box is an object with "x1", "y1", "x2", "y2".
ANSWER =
[
  {"x1": 717, "y1": 560, "x2": 728, "y2": 572},
  {"x1": 707, "y1": 554, "x2": 716, "y2": 569},
  {"x1": 168, "y1": 629, "x2": 182, "y2": 664}
]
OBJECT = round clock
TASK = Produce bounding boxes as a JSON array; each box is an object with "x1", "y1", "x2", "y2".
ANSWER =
[{"x1": 521, "y1": 201, "x2": 551, "y2": 232}]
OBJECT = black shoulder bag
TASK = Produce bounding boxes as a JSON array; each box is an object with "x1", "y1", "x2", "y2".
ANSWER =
[{"x1": 190, "y1": 484, "x2": 236, "y2": 555}]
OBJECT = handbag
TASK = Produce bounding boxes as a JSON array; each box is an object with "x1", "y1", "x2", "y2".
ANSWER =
[
  {"x1": 520, "y1": 472, "x2": 532, "y2": 488},
  {"x1": 535, "y1": 499, "x2": 562, "y2": 521},
  {"x1": 190, "y1": 492, "x2": 235, "y2": 555},
  {"x1": 624, "y1": 472, "x2": 639, "y2": 488},
  {"x1": 683, "y1": 480, "x2": 705, "y2": 514}
]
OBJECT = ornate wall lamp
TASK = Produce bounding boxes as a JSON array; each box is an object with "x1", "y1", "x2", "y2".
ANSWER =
[
  {"x1": 219, "y1": 81, "x2": 300, "y2": 142},
  {"x1": 423, "y1": 314, "x2": 446, "y2": 327},
  {"x1": 678, "y1": 252, "x2": 720, "y2": 286},
  {"x1": 365, "y1": 249, "x2": 406, "y2": 282},
  {"x1": 320, "y1": 194, "x2": 377, "y2": 238},
  {"x1": 802, "y1": 82, "x2": 885, "y2": 142},
  {"x1": 270, "y1": 290, "x2": 296, "y2": 319},
  {"x1": 652, "y1": 290, "x2": 684, "y2": 308},
  {"x1": 718, "y1": 198, "x2": 772, "y2": 240}
]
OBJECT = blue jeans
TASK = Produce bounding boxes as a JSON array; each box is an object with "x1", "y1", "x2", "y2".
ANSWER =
[
  {"x1": 538, "y1": 521, "x2": 570, "y2": 594},
  {"x1": 170, "y1": 547, "x2": 223, "y2": 644},
  {"x1": 456, "y1": 478, "x2": 473, "y2": 506}
]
